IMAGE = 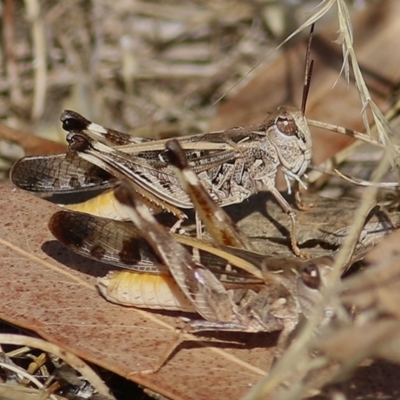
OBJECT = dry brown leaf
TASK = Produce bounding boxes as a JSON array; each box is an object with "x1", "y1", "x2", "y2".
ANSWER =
[
  {"x1": 1, "y1": 184, "x2": 400, "y2": 399},
  {"x1": 210, "y1": 0, "x2": 400, "y2": 179},
  {"x1": 0, "y1": 184, "x2": 277, "y2": 400}
]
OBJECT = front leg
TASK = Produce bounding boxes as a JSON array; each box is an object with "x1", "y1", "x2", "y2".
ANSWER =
[{"x1": 267, "y1": 184, "x2": 310, "y2": 259}]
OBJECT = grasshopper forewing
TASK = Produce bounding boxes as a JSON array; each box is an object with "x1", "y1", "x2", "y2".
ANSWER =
[{"x1": 10, "y1": 153, "x2": 115, "y2": 194}]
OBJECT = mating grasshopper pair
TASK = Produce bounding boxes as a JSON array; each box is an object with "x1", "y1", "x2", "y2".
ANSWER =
[
  {"x1": 10, "y1": 27, "x2": 330, "y2": 370},
  {"x1": 47, "y1": 134, "x2": 333, "y2": 372},
  {"x1": 11, "y1": 102, "x2": 330, "y2": 372}
]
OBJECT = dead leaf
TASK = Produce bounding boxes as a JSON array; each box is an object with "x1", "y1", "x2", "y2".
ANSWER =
[
  {"x1": 0, "y1": 184, "x2": 278, "y2": 400},
  {"x1": 1, "y1": 185, "x2": 400, "y2": 399}
]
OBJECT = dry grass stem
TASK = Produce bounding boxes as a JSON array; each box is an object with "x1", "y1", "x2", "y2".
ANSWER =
[{"x1": 24, "y1": 0, "x2": 47, "y2": 120}]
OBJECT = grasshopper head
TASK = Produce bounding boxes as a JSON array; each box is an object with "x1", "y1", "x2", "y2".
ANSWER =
[
  {"x1": 267, "y1": 105, "x2": 313, "y2": 189},
  {"x1": 296, "y1": 256, "x2": 333, "y2": 319}
]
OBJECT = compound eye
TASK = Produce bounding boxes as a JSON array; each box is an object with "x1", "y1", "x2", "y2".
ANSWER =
[
  {"x1": 276, "y1": 116, "x2": 297, "y2": 136},
  {"x1": 301, "y1": 263, "x2": 320, "y2": 289}
]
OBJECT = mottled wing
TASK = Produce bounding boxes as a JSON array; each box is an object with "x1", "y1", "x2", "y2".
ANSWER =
[
  {"x1": 49, "y1": 210, "x2": 168, "y2": 273},
  {"x1": 67, "y1": 132, "x2": 244, "y2": 211},
  {"x1": 61, "y1": 109, "x2": 257, "y2": 151},
  {"x1": 84, "y1": 144, "x2": 195, "y2": 209},
  {"x1": 11, "y1": 153, "x2": 114, "y2": 194},
  {"x1": 48, "y1": 209, "x2": 263, "y2": 282}
]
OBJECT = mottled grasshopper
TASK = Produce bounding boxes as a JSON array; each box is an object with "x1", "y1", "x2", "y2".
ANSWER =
[
  {"x1": 13, "y1": 98, "x2": 313, "y2": 256},
  {"x1": 12, "y1": 26, "x2": 315, "y2": 257},
  {"x1": 48, "y1": 136, "x2": 332, "y2": 371}
]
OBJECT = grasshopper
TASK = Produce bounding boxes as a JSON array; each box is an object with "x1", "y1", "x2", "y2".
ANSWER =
[
  {"x1": 11, "y1": 104, "x2": 313, "y2": 257},
  {"x1": 15, "y1": 93, "x2": 314, "y2": 256},
  {"x1": 12, "y1": 27, "x2": 316, "y2": 257},
  {"x1": 48, "y1": 136, "x2": 332, "y2": 372}
]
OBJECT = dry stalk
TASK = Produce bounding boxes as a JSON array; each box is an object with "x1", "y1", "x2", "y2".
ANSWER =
[{"x1": 24, "y1": 0, "x2": 47, "y2": 120}]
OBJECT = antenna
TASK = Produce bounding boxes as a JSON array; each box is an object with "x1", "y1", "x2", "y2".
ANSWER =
[{"x1": 301, "y1": 24, "x2": 315, "y2": 115}]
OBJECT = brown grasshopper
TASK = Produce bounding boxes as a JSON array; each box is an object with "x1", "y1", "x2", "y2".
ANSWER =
[
  {"x1": 12, "y1": 39, "x2": 314, "y2": 259},
  {"x1": 13, "y1": 97, "x2": 314, "y2": 257},
  {"x1": 11, "y1": 26, "x2": 316, "y2": 257},
  {"x1": 48, "y1": 136, "x2": 332, "y2": 372}
]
